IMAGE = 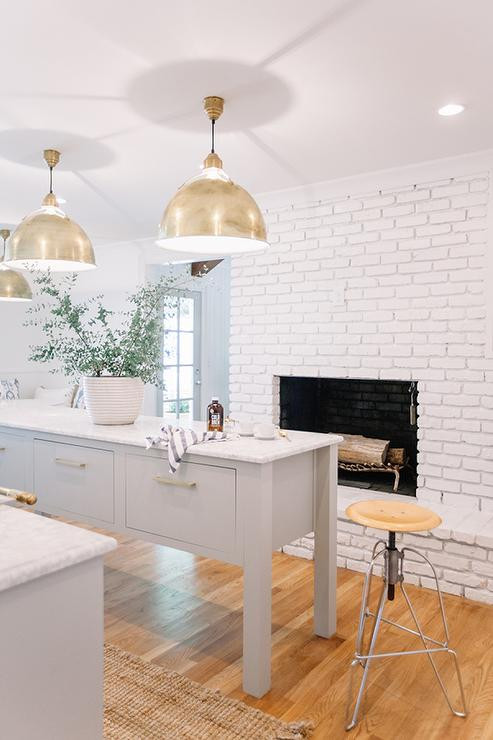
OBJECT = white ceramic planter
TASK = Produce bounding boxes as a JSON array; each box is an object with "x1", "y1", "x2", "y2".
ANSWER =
[{"x1": 82, "y1": 376, "x2": 144, "y2": 425}]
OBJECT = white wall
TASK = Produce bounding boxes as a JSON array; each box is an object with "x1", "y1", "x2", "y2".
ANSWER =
[{"x1": 0, "y1": 299, "x2": 55, "y2": 397}]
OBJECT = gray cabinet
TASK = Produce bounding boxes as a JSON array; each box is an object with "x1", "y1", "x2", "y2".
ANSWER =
[
  {"x1": 125, "y1": 453, "x2": 236, "y2": 553},
  {"x1": 0, "y1": 431, "x2": 27, "y2": 491},
  {"x1": 34, "y1": 439, "x2": 114, "y2": 523}
]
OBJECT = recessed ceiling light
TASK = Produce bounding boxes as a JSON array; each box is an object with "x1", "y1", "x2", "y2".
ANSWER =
[{"x1": 438, "y1": 103, "x2": 465, "y2": 117}]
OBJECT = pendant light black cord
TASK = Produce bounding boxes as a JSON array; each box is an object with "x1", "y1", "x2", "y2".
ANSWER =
[
  {"x1": 49, "y1": 166, "x2": 54, "y2": 194},
  {"x1": 211, "y1": 118, "x2": 216, "y2": 153}
]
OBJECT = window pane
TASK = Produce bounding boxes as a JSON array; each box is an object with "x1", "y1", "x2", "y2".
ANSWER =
[
  {"x1": 163, "y1": 331, "x2": 177, "y2": 364},
  {"x1": 162, "y1": 366, "x2": 177, "y2": 400},
  {"x1": 180, "y1": 297, "x2": 194, "y2": 331},
  {"x1": 178, "y1": 399, "x2": 191, "y2": 414},
  {"x1": 179, "y1": 366, "x2": 193, "y2": 399},
  {"x1": 163, "y1": 297, "x2": 178, "y2": 331},
  {"x1": 179, "y1": 332, "x2": 193, "y2": 365},
  {"x1": 163, "y1": 401, "x2": 177, "y2": 416}
]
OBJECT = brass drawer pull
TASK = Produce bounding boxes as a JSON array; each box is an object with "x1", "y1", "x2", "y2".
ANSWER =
[
  {"x1": 55, "y1": 458, "x2": 86, "y2": 469},
  {"x1": 153, "y1": 475, "x2": 196, "y2": 489},
  {"x1": 0, "y1": 447, "x2": 6, "y2": 451}
]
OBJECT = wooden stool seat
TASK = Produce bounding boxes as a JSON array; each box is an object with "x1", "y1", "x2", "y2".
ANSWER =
[{"x1": 346, "y1": 499, "x2": 442, "y2": 533}]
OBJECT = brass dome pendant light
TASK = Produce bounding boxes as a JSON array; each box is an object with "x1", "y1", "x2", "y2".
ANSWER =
[
  {"x1": 157, "y1": 96, "x2": 268, "y2": 256},
  {"x1": 4, "y1": 149, "x2": 96, "y2": 272},
  {"x1": 0, "y1": 229, "x2": 32, "y2": 301}
]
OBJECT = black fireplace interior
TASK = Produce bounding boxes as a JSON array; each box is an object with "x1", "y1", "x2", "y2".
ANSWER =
[{"x1": 279, "y1": 377, "x2": 418, "y2": 496}]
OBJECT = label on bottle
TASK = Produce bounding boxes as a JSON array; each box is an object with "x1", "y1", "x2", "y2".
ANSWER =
[{"x1": 210, "y1": 413, "x2": 221, "y2": 427}]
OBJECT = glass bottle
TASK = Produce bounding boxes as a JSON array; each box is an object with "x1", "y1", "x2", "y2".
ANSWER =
[{"x1": 207, "y1": 397, "x2": 224, "y2": 432}]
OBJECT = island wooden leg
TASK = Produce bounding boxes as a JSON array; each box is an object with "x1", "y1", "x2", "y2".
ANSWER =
[
  {"x1": 242, "y1": 463, "x2": 273, "y2": 697},
  {"x1": 314, "y1": 444, "x2": 338, "y2": 637}
]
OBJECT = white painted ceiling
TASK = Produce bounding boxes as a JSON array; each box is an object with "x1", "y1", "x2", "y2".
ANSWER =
[{"x1": 1, "y1": 0, "x2": 492, "y2": 249}]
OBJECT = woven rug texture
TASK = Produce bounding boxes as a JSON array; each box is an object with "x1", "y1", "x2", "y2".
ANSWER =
[{"x1": 104, "y1": 644, "x2": 313, "y2": 740}]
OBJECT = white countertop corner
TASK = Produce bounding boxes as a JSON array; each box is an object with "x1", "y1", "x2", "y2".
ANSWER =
[{"x1": 0, "y1": 505, "x2": 116, "y2": 593}]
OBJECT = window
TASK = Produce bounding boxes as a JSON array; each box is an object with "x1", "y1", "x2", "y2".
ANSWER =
[{"x1": 161, "y1": 291, "x2": 201, "y2": 422}]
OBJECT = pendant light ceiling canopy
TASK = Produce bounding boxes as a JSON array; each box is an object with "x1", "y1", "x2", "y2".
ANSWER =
[
  {"x1": 156, "y1": 96, "x2": 268, "y2": 257},
  {"x1": 4, "y1": 149, "x2": 96, "y2": 272},
  {"x1": 0, "y1": 229, "x2": 32, "y2": 302}
]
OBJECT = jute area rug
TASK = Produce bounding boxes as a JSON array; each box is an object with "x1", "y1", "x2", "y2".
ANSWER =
[{"x1": 104, "y1": 644, "x2": 313, "y2": 740}]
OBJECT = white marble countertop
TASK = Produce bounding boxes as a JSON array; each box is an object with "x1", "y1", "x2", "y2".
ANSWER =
[
  {"x1": 0, "y1": 504, "x2": 116, "y2": 593},
  {"x1": 0, "y1": 400, "x2": 342, "y2": 464}
]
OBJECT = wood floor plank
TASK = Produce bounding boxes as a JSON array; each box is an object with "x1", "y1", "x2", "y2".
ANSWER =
[{"x1": 69, "y1": 521, "x2": 493, "y2": 738}]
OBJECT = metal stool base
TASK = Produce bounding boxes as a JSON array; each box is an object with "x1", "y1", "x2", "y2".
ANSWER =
[{"x1": 345, "y1": 535, "x2": 467, "y2": 731}]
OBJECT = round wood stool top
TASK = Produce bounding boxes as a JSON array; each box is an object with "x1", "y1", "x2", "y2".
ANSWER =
[{"x1": 345, "y1": 499, "x2": 442, "y2": 532}]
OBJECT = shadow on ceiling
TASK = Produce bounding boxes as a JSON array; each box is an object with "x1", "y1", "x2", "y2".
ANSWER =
[
  {"x1": 0, "y1": 129, "x2": 115, "y2": 170},
  {"x1": 126, "y1": 59, "x2": 293, "y2": 132}
]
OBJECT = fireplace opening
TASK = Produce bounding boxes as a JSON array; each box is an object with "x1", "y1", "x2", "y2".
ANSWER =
[{"x1": 279, "y1": 377, "x2": 418, "y2": 496}]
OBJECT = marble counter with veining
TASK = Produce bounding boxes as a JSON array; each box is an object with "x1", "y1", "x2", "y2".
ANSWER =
[
  {"x1": 0, "y1": 399, "x2": 342, "y2": 464},
  {"x1": 0, "y1": 504, "x2": 116, "y2": 593}
]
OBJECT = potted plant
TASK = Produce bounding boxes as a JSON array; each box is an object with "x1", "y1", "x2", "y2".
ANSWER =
[{"x1": 26, "y1": 271, "x2": 184, "y2": 425}]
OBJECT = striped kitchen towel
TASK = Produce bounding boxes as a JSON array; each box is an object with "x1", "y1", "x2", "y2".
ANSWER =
[{"x1": 146, "y1": 424, "x2": 229, "y2": 473}]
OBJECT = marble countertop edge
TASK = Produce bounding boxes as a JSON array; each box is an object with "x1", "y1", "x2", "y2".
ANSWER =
[{"x1": 0, "y1": 506, "x2": 116, "y2": 594}]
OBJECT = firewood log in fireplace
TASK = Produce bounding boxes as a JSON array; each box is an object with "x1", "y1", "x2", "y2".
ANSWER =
[
  {"x1": 386, "y1": 448, "x2": 406, "y2": 466},
  {"x1": 337, "y1": 433, "x2": 390, "y2": 466}
]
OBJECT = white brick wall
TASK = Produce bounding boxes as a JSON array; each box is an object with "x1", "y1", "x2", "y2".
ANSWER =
[{"x1": 229, "y1": 164, "x2": 493, "y2": 603}]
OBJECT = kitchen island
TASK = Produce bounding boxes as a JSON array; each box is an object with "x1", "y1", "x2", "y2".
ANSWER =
[
  {"x1": 0, "y1": 400, "x2": 342, "y2": 697},
  {"x1": 0, "y1": 502, "x2": 116, "y2": 739}
]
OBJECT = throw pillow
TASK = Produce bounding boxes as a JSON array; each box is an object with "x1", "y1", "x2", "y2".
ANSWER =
[
  {"x1": 34, "y1": 386, "x2": 74, "y2": 407},
  {"x1": 0, "y1": 378, "x2": 20, "y2": 400}
]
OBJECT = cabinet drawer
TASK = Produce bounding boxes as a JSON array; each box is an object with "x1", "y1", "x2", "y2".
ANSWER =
[
  {"x1": 34, "y1": 440, "x2": 114, "y2": 523},
  {"x1": 125, "y1": 454, "x2": 236, "y2": 553},
  {"x1": 0, "y1": 431, "x2": 26, "y2": 491}
]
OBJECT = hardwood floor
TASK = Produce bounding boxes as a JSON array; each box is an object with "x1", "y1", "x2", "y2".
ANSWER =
[{"x1": 98, "y1": 527, "x2": 493, "y2": 739}]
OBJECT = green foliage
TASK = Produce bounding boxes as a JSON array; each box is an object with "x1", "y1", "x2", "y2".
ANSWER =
[{"x1": 26, "y1": 270, "x2": 189, "y2": 384}]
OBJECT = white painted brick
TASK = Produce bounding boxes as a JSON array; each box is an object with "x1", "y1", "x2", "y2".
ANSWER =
[
  {"x1": 405, "y1": 559, "x2": 441, "y2": 577},
  {"x1": 429, "y1": 551, "x2": 470, "y2": 570},
  {"x1": 396, "y1": 188, "x2": 430, "y2": 203},
  {"x1": 333, "y1": 199, "x2": 363, "y2": 213},
  {"x1": 401, "y1": 533, "x2": 443, "y2": 550},
  {"x1": 416, "y1": 198, "x2": 450, "y2": 213},
  {"x1": 453, "y1": 218, "x2": 487, "y2": 233},
  {"x1": 451, "y1": 192, "x2": 488, "y2": 208},
  {"x1": 464, "y1": 588, "x2": 493, "y2": 604},
  {"x1": 420, "y1": 577, "x2": 463, "y2": 596},
  {"x1": 402, "y1": 573, "x2": 421, "y2": 586},
  {"x1": 383, "y1": 204, "x2": 413, "y2": 217},
  {"x1": 429, "y1": 209, "x2": 466, "y2": 224},
  {"x1": 346, "y1": 558, "x2": 372, "y2": 574},
  {"x1": 339, "y1": 520, "x2": 365, "y2": 535},
  {"x1": 470, "y1": 179, "x2": 489, "y2": 192},
  {"x1": 445, "y1": 542, "x2": 487, "y2": 559},
  {"x1": 338, "y1": 545, "x2": 366, "y2": 561},
  {"x1": 443, "y1": 570, "x2": 485, "y2": 587},
  {"x1": 282, "y1": 544, "x2": 313, "y2": 560},
  {"x1": 363, "y1": 194, "x2": 395, "y2": 208},
  {"x1": 432, "y1": 182, "x2": 469, "y2": 197},
  {"x1": 471, "y1": 560, "x2": 493, "y2": 578}
]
